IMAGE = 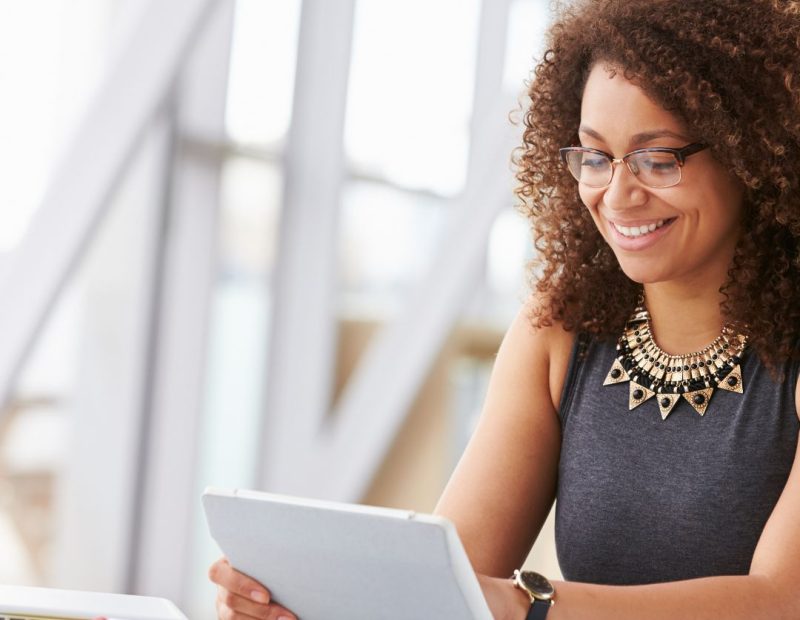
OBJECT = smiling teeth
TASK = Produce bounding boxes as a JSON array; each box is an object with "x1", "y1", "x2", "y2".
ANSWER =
[{"x1": 613, "y1": 219, "x2": 667, "y2": 238}]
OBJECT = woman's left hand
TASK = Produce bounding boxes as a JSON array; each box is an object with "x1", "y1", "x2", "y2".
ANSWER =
[{"x1": 477, "y1": 573, "x2": 530, "y2": 620}]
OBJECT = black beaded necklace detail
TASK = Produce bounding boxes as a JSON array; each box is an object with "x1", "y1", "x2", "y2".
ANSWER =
[{"x1": 604, "y1": 304, "x2": 747, "y2": 420}]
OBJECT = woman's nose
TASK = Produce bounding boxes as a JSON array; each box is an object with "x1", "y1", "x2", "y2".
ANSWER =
[{"x1": 602, "y1": 161, "x2": 648, "y2": 211}]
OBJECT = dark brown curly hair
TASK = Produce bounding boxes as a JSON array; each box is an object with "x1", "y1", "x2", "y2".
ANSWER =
[{"x1": 515, "y1": 0, "x2": 800, "y2": 369}]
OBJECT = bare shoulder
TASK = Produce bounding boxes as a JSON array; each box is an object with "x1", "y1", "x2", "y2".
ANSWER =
[{"x1": 503, "y1": 297, "x2": 576, "y2": 412}]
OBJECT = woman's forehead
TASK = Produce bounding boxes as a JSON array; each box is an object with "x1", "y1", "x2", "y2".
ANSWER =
[{"x1": 579, "y1": 64, "x2": 690, "y2": 146}]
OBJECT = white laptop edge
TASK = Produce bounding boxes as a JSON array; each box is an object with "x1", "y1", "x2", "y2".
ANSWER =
[{"x1": 0, "y1": 585, "x2": 187, "y2": 620}]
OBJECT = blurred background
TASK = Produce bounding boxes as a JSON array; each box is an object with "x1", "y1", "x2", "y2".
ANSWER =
[{"x1": 0, "y1": 0, "x2": 559, "y2": 616}]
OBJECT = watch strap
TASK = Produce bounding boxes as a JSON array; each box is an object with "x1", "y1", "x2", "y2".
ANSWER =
[{"x1": 526, "y1": 599, "x2": 552, "y2": 620}]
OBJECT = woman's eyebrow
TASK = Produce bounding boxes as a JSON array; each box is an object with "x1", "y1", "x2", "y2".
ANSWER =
[
  {"x1": 578, "y1": 125, "x2": 693, "y2": 146},
  {"x1": 630, "y1": 129, "x2": 692, "y2": 145},
  {"x1": 578, "y1": 125, "x2": 604, "y2": 141}
]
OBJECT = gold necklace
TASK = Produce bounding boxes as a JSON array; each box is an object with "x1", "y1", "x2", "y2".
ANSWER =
[{"x1": 603, "y1": 304, "x2": 748, "y2": 420}]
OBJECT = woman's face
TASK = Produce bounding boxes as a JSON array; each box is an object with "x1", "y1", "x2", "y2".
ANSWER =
[{"x1": 577, "y1": 64, "x2": 744, "y2": 288}]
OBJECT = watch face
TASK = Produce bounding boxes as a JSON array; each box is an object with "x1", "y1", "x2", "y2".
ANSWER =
[{"x1": 519, "y1": 571, "x2": 555, "y2": 600}]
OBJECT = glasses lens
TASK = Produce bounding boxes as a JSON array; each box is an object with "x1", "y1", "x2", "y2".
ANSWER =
[
  {"x1": 628, "y1": 152, "x2": 680, "y2": 188},
  {"x1": 564, "y1": 150, "x2": 611, "y2": 187}
]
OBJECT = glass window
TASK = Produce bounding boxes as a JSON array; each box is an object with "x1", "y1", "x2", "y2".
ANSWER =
[
  {"x1": 0, "y1": 298, "x2": 77, "y2": 585},
  {"x1": 345, "y1": 0, "x2": 481, "y2": 196},
  {"x1": 0, "y1": 130, "x2": 167, "y2": 590},
  {"x1": 485, "y1": 207, "x2": 533, "y2": 325},
  {"x1": 225, "y1": 0, "x2": 302, "y2": 146},
  {"x1": 0, "y1": 0, "x2": 156, "y2": 590},
  {"x1": 0, "y1": 1, "x2": 116, "y2": 255},
  {"x1": 187, "y1": 2, "x2": 303, "y2": 614},
  {"x1": 503, "y1": 0, "x2": 551, "y2": 94},
  {"x1": 187, "y1": 156, "x2": 283, "y2": 618},
  {"x1": 339, "y1": 180, "x2": 446, "y2": 318}
]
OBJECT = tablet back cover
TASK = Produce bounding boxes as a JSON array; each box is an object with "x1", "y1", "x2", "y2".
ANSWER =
[{"x1": 203, "y1": 488, "x2": 492, "y2": 620}]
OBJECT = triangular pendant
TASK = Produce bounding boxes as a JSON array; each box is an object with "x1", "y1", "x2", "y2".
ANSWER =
[
  {"x1": 628, "y1": 381, "x2": 655, "y2": 410},
  {"x1": 656, "y1": 393, "x2": 680, "y2": 420},
  {"x1": 683, "y1": 388, "x2": 714, "y2": 416},
  {"x1": 604, "y1": 358, "x2": 629, "y2": 386},
  {"x1": 717, "y1": 364, "x2": 744, "y2": 394}
]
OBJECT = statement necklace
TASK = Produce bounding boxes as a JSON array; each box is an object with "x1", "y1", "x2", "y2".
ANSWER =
[{"x1": 604, "y1": 303, "x2": 748, "y2": 420}]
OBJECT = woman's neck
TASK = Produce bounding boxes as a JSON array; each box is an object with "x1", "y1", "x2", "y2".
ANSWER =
[{"x1": 643, "y1": 282, "x2": 727, "y2": 355}]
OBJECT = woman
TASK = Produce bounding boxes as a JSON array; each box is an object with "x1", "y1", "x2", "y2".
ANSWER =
[{"x1": 210, "y1": 0, "x2": 800, "y2": 617}]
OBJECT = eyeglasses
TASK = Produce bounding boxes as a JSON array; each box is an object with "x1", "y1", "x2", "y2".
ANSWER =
[{"x1": 559, "y1": 143, "x2": 708, "y2": 189}]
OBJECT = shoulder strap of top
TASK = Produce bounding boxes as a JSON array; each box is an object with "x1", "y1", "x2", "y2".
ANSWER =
[{"x1": 558, "y1": 332, "x2": 591, "y2": 426}]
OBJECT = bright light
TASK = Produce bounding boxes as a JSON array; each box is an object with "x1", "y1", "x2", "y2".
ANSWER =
[
  {"x1": 0, "y1": 0, "x2": 112, "y2": 253},
  {"x1": 225, "y1": 0, "x2": 302, "y2": 146},
  {"x1": 345, "y1": 0, "x2": 481, "y2": 196}
]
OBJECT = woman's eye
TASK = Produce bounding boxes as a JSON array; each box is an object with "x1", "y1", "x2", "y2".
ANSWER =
[
  {"x1": 581, "y1": 157, "x2": 606, "y2": 168},
  {"x1": 641, "y1": 158, "x2": 677, "y2": 173}
]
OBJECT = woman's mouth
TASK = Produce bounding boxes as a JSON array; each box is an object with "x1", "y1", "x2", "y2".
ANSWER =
[
  {"x1": 611, "y1": 218, "x2": 675, "y2": 239},
  {"x1": 607, "y1": 217, "x2": 677, "y2": 250}
]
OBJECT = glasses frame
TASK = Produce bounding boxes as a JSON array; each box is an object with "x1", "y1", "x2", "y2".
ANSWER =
[{"x1": 559, "y1": 142, "x2": 708, "y2": 189}]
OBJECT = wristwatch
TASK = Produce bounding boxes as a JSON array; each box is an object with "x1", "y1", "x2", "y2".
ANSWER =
[{"x1": 511, "y1": 569, "x2": 555, "y2": 620}]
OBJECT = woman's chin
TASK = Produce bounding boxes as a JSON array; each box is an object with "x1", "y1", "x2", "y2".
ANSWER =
[{"x1": 615, "y1": 261, "x2": 666, "y2": 285}]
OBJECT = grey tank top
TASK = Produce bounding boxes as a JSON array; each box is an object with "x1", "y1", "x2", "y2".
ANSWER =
[{"x1": 555, "y1": 333, "x2": 800, "y2": 585}]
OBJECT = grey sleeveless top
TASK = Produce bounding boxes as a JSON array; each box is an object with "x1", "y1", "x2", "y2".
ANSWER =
[{"x1": 556, "y1": 334, "x2": 800, "y2": 585}]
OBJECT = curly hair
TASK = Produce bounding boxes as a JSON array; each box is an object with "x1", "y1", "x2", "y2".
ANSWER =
[{"x1": 515, "y1": 0, "x2": 800, "y2": 369}]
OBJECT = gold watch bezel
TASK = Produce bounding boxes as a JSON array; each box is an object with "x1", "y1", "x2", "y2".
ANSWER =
[{"x1": 511, "y1": 569, "x2": 555, "y2": 603}]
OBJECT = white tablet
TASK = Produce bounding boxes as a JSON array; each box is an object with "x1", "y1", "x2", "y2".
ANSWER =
[
  {"x1": 0, "y1": 585, "x2": 187, "y2": 620},
  {"x1": 202, "y1": 487, "x2": 493, "y2": 620}
]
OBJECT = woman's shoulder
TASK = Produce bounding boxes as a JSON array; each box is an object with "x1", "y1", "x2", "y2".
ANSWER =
[{"x1": 504, "y1": 295, "x2": 577, "y2": 412}]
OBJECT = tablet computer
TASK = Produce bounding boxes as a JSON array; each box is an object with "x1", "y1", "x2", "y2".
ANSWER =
[
  {"x1": 202, "y1": 487, "x2": 493, "y2": 620},
  {"x1": 0, "y1": 585, "x2": 187, "y2": 620}
]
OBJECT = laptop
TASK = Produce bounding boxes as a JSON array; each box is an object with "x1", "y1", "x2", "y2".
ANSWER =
[
  {"x1": 202, "y1": 487, "x2": 493, "y2": 620},
  {"x1": 0, "y1": 585, "x2": 187, "y2": 620}
]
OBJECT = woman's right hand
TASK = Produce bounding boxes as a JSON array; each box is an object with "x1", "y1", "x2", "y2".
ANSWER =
[{"x1": 209, "y1": 556, "x2": 298, "y2": 620}]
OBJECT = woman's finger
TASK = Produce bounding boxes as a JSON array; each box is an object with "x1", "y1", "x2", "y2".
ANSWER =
[
  {"x1": 216, "y1": 601, "x2": 235, "y2": 620},
  {"x1": 217, "y1": 586, "x2": 271, "y2": 619},
  {"x1": 216, "y1": 590, "x2": 297, "y2": 620},
  {"x1": 217, "y1": 587, "x2": 275, "y2": 618},
  {"x1": 264, "y1": 604, "x2": 297, "y2": 620},
  {"x1": 218, "y1": 600, "x2": 258, "y2": 620},
  {"x1": 209, "y1": 557, "x2": 271, "y2": 603}
]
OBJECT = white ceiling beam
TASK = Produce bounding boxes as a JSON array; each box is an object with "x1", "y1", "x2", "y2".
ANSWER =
[
  {"x1": 130, "y1": 0, "x2": 235, "y2": 605},
  {"x1": 257, "y1": 0, "x2": 357, "y2": 491},
  {"x1": 49, "y1": 116, "x2": 173, "y2": 595}
]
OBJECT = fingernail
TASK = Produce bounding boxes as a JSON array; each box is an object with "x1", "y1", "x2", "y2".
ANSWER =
[
  {"x1": 277, "y1": 617, "x2": 291, "y2": 620},
  {"x1": 251, "y1": 589, "x2": 268, "y2": 603}
]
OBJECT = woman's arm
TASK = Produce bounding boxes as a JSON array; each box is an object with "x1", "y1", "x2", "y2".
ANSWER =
[{"x1": 434, "y1": 302, "x2": 573, "y2": 576}]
